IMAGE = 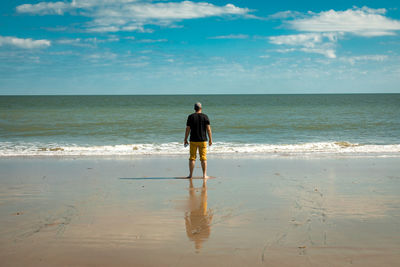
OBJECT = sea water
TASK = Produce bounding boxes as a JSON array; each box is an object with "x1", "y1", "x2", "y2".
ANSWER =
[{"x1": 0, "y1": 94, "x2": 399, "y2": 156}]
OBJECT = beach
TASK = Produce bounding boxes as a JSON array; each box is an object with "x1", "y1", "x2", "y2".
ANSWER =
[
  {"x1": 1, "y1": 155, "x2": 399, "y2": 266},
  {"x1": 2, "y1": 0, "x2": 400, "y2": 264},
  {"x1": 1, "y1": 94, "x2": 399, "y2": 266}
]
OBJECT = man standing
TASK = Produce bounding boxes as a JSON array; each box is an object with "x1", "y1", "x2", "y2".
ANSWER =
[{"x1": 184, "y1": 102, "x2": 212, "y2": 179}]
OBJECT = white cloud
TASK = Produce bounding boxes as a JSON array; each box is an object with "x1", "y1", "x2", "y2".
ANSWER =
[
  {"x1": 269, "y1": 7, "x2": 400, "y2": 58},
  {"x1": 136, "y1": 38, "x2": 168, "y2": 43},
  {"x1": 275, "y1": 48, "x2": 296, "y2": 53},
  {"x1": 268, "y1": 10, "x2": 302, "y2": 20},
  {"x1": 57, "y1": 36, "x2": 119, "y2": 46},
  {"x1": 16, "y1": 0, "x2": 139, "y2": 14},
  {"x1": 300, "y1": 47, "x2": 336, "y2": 59},
  {"x1": 17, "y1": 1, "x2": 251, "y2": 33},
  {"x1": 121, "y1": 25, "x2": 146, "y2": 32},
  {"x1": 290, "y1": 7, "x2": 400, "y2": 37},
  {"x1": 16, "y1": 1, "x2": 71, "y2": 15},
  {"x1": 57, "y1": 38, "x2": 83, "y2": 45},
  {"x1": 341, "y1": 54, "x2": 388, "y2": 65},
  {"x1": 269, "y1": 33, "x2": 337, "y2": 47},
  {"x1": 71, "y1": 0, "x2": 139, "y2": 8},
  {"x1": 209, "y1": 34, "x2": 249, "y2": 39},
  {"x1": 120, "y1": 1, "x2": 248, "y2": 20},
  {"x1": 86, "y1": 26, "x2": 121, "y2": 32},
  {"x1": 0, "y1": 36, "x2": 51, "y2": 49},
  {"x1": 269, "y1": 33, "x2": 338, "y2": 58},
  {"x1": 86, "y1": 52, "x2": 117, "y2": 61}
]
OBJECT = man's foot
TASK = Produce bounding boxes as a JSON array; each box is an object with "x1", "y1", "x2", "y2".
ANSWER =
[
  {"x1": 202, "y1": 175, "x2": 209, "y2": 179},
  {"x1": 186, "y1": 175, "x2": 192, "y2": 178}
]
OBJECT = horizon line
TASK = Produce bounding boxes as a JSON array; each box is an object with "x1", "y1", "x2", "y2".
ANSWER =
[{"x1": 1, "y1": 92, "x2": 400, "y2": 97}]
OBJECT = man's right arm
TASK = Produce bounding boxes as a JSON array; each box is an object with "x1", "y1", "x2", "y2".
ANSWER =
[{"x1": 206, "y1": 125, "x2": 212, "y2": 146}]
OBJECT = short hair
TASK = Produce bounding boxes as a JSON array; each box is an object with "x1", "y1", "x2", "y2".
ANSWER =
[{"x1": 194, "y1": 102, "x2": 202, "y2": 111}]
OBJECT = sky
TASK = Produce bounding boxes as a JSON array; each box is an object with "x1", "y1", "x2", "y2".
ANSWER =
[{"x1": 0, "y1": 0, "x2": 400, "y2": 95}]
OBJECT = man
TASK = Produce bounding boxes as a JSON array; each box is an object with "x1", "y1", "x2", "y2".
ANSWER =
[{"x1": 184, "y1": 102, "x2": 212, "y2": 179}]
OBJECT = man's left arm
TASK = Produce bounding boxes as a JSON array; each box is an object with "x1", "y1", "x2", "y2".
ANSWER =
[{"x1": 184, "y1": 126, "x2": 190, "y2": 145}]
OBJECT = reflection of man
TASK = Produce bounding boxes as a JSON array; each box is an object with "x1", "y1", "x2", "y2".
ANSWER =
[
  {"x1": 184, "y1": 102, "x2": 212, "y2": 179},
  {"x1": 184, "y1": 179, "x2": 213, "y2": 252}
]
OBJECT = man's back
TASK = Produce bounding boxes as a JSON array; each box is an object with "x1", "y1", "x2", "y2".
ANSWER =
[
  {"x1": 186, "y1": 113, "x2": 210, "y2": 142},
  {"x1": 184, "y1": 102, "x2": 212, "y2": 179}
]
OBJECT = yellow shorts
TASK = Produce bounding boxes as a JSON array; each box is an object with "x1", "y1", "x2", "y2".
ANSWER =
[{"x1": 189, "y1": 141, "x2": 207, "y2": 161}]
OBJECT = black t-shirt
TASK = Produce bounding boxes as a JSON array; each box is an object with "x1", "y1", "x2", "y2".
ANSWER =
[{"x1": 186, "y1": 113, "x2": 210, "y2": 142}]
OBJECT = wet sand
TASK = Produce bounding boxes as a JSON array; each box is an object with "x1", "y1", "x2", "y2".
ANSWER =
[{"x1": 0, "y1": 156, "x2": 399, "y2": 266}]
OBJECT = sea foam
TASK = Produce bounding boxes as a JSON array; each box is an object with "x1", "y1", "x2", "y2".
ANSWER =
[{"x1": 0, "y1": 141, "x2": 399, "y2": 157}]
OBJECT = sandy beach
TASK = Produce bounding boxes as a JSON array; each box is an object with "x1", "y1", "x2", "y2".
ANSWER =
[{"x1": 0, "y1": 155, "x2": 399, "y2": 266}]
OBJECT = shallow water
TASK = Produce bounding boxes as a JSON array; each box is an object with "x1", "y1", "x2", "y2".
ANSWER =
[{"x1": 1, "y1": 94, "x2": 399, "y2": 156}]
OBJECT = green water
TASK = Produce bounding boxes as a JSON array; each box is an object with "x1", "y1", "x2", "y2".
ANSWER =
[{"x1": 0, "y1": 94, "x2": 399, "y2": 155}]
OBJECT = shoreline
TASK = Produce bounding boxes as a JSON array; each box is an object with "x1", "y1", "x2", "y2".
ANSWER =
[
  {"x1": 1, "y1": 156, "x2": 399, "y2": 266},
  {"x1": 1, "y1": 141, "x2": 400, "y2": 158},
  {"x1": 1, "y1": 151, "x2": 400, "y2": 160}
]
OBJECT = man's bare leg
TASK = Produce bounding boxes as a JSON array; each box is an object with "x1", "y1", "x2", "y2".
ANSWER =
[
  {"x1": 201, "y1": 160, "x2": 208, "y2": 179},
  {"x1": 187, "y1": 160, "x2": 195, "y2": 178}
]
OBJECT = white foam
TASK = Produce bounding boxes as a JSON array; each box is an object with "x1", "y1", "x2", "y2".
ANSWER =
[{"x1": 1, "y1": 141, "x2": 400, "y2": 157}]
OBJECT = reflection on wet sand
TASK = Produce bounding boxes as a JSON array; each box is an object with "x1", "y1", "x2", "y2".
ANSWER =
[{"x1": 185, "y1": 179, "x2": 213, "y2": 252}]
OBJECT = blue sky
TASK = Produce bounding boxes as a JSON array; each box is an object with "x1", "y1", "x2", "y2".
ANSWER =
[{"x1": 1, "y1": 0, "x2": 400, "y2": 95}]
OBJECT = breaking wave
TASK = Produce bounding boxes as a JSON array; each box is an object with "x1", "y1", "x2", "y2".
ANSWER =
[{"x1": 1, "y1": 141, "x2": 399, "y2": 157}]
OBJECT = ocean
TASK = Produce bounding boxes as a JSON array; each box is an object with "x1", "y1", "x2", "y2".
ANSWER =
[{"x1": 1, "y1": 94, "x2": 399, "y2": 157}]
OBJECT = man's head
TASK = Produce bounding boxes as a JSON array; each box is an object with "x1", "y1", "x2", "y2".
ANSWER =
[{"x1": 194, "y1": 102, "x2": 202, "y2": 112}]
